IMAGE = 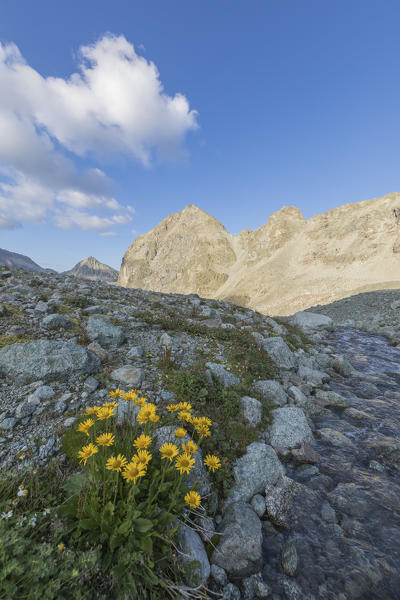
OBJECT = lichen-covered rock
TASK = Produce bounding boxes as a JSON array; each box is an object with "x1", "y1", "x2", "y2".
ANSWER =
[
  {"x1": 0, "y1": 339, "x2": 100, "y2": 383},
  {"x1": 262, "y1": 337, "x2": 296, "y2": 369},
  {"x1": 87, "y1": 315, "x2": 125, "y2": 347},
  {"x1": 178, "y1": 524, "x2": 210, "y2": 585},
  {"x1": 264, "y1": 475, "x2": 307, "y2": 527},
  {"x1": 205, "y1": 362, "x2": 240, "y2": 387},
  {"x1": 252, "y1": 380, "x2": 288, "y2": 406},
  {"x1": 211, "y1": 502, "x2": 262, "y2": 578},
  {"x1": 110, "y1": 366, "x2": 143, "y2": 387},
  {"x1": 240, "y1": 396, "x2": 262, "y2": 426},
  {"x1": 228, "y1": 442, "x2": 284, "y2": 503},
  {"x1": 268, "y1": 406, "x2": 314, "y2": 450}
]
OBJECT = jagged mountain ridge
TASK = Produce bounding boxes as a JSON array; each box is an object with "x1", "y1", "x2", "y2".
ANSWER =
[
  {"x1": 118, "y1": 193, "x2": 400, "y2": 315},
  {"x1": 63, "y1": 256, "x2": 118, "y2": 282},
  {"x1": 0, "y1": 248, "x2": 56, "y2": 273}
]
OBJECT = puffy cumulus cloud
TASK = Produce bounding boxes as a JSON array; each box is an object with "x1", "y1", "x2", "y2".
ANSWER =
[{"x1": 0, "y1": 34, "x2": 197, "y2": 230}]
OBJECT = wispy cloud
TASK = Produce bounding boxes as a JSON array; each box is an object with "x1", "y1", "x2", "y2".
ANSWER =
[{"x1": 0, "y1": 34, "x2": 198, "y2": 230}]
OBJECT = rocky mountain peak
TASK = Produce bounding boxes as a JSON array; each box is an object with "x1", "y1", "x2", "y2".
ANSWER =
[{"x1": 63, "y1": 257, "x2": 118, "y2": 283}]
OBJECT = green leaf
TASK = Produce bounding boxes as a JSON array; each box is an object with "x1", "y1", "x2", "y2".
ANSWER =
[
  {"x1": 134, "y1": 518, "x2": 153, "y2": 534},
  {"x1": 117, "y1": 520, "x2": 132, "y2": 535},
  {"x1": 79, "y1": 518, "x2": 97, "y2": 531},
  {"x1": 62, "y1": 472, "x2": 88, "y2": 497}
]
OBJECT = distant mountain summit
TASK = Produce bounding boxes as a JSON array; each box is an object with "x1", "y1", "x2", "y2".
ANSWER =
[
  {"x1": 118, "y1": 193, "x2": 400, "y2": 315},
  {"x1": 0, "y1": 248, "x2": 56, "y2": 273},
  {"x1": 63, "y1": 257, "x2": 118, "y2": 283}
]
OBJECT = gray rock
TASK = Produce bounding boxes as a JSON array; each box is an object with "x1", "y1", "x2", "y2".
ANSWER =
[
  {"x1": 281, "y1": 540, "x2": 298, "y2": 576},
  {"x1": 265, "y1": 476, "x2": 306, "y2": 527},
  {"x1": 197, "y1": 515, "x2": 215, "y2": 543},
  {"x1": 262, "y1": 337, "x2": 296, "y2": 369},
  {"x1": 63, "y1": 417, "x2": 77, "y2": 427},
  {"x1": 228, "y1": 442, "x2": 284, "y2": 503},
  {"x1": 54, "y1": 398, "x2": 67, "y2": 415},
  {"x1": 178, "y1": 523, "x2": 210, "y2": 585},
  {"x1": 291, "y1": 443, "x2": 319, "y2": 464},
  {"x1": 242, "y1": 573, "x2": 271, "y2": 599},
  {"x1": 297, "y1": 366, "x2": 330, "y2": 385},
  {"x1": 0, "y1": 417, "x2": 17, "y2": 430},
  {"x1": 83, "y1": 376, "x2": 99, "y2": 393},
  {"x1": 211, "y1": 564, "x2": 228, "y2": 587},
  {"x1": 268, "y1": 406, "x2": 314, "y2": 450},
  {"x1": 331, "y1": 355, "x2": 354, "y2": 377},
  {"x1": 240, "y1": 396, "x2": 262, "y2": 426},
  {"x1": 15, "y1": 398, "x2": 40, "y2": 419},
  {"x1": 253, "y1": 380, "x2": 288, "y2": 406},
  {"x1": 315, "y1": 390, "x2": 350, "y2": 409},
  {"x1": 38, "y1": 436, "x2": 56, "y2": 460},
  {"x1": 127, "y1": 345, "x2": 144, "y2": 358},
  {"x1": 288, "y1": 385, "x2": 307, "y2": 406},
  {"x1": 160, "y1": 332, "x2": 172, "y2": 348},
  {"x1": 111, "y1": 366, "x2": 143, "y2": 387},
  {"x1": 41, "y1": 313, "x2": 74, "y2": 329},
  {"x1": 87, "y1": 341, "x2": 109, "y2": 362},
  {"x1": 317, "y1": 428, "x2": 356, "y2": 449},
  {"x1": 321, "y1": 500, "x2": 337, "y2": 523},
  {"x1": 87, "y1": 316, "x2": 125, "y2": 348},
  {"x1": 251, "y1": 494, "x2": 266, "y2": 517},
  {"x1": 30, "y1": 385, "x2": 55, "y2": 400},
  {"x1": 0, "y1": 339, "x2": 100, "y2": 383},
  {"x1": 34, "y1": 301, "x2": 48, "y2": 314},
  {"x1": 222, "y1": 583, "x2": 241, "y2": 600},
  {"x1": 206, "y1": 362, "x2": 240, "y2": 387},
  {"x1": 280, "y1": 576, "x2": 303, "y2": 600},
  {"x1": 292, "y1": 311, "x2": 333, "y2": 332},
  {"x1": 211, "y1": 502, "x2": 262, "y2": 578}
]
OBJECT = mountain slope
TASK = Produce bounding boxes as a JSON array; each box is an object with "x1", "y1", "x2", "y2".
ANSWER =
[
  {"x1": 0, "y1": 248, "x2": 55, "y2": 273},
  {"x1": 63, "y1": 256, "x2": 118, "y2": 282},
  {"x1": 118, "y1": 193, "x2": 400, "y2": 315}
]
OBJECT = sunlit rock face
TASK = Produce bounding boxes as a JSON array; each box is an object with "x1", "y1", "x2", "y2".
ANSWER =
[{"x1": 118, "y1": 193, "x2": 400, "y2": 315}]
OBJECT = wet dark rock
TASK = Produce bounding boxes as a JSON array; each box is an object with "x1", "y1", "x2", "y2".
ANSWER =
[{"x1": 281, "y1": 540, "x2": 298, "y2": 576}]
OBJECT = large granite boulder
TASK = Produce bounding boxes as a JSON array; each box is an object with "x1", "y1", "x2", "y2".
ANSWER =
[
  {"x1": 178, "y1": 524, "x2": 210, "y2": 585},
  {"x1": 228, "y1": 442, "x2": 284, "y2": 503},
  {"x1": 0, "y1": 339, "x2": 100, "y2": 384},
  {"x1": 211, "y1": 502, "x2": 262, "y2": 578},
  {"x1": 262, "y1": 338, "x2": 296, "y2": 370},
  {"x1": 291, "y1": 311, "x2": 333, "y2": 332},
  {"x1": 87, "y1": 315, "x2": 125, "y2": 348},
  {"x1": 267, "y1": 406, "x2": 314, "y2": 450}
]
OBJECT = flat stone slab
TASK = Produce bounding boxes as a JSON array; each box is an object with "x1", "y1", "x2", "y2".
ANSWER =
[
  {"x1": 262, "y1": 337, "x2": 296, "y2": 370},
  {"x1": 268, "y1": 406, "x2": 314, "y2": 450},
  {"x1": 110, "y1": 366, "x2": 143, "y2": 387},
  {"x1": 292, "y1": 311, "x2": 333, "y2": 332},
  {"x1": 0, "y1": 339, "x2": 100, "y2": 384}
]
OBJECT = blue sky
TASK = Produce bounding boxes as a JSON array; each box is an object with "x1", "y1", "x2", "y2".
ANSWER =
[{"x1": 1, "y1": 0, "x2": 400, "y2": 271}]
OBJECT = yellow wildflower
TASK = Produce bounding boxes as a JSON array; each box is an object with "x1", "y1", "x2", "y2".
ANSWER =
[
  {"x1": 96, "y1": 432, "x2": 115, "y2": 447},
  {"x1": 104, "y1": 401, "x2": 118, "y2": 409},
  {"x1": 182, "y1": 440, "x2": 198, "y2": 455},
  {"x1": 133, "y1": 434, "x2": 152, "y2": 450},
  {"x1": 204, "y1": 454, "x2": 221, "y2": 472},
  {"x1": 96, "y1": 406, "x2": 115, "y2": 420},
  {"x1": 106, "y1": 454, "x2": 128, "y2": 472},
  {"x1": 58, "y1": 543, "x2": 65, "y2": 551},
  {"x1": 85, "y1": 407, "x2": 98, "y2": 415},
  {"x1": 77, "y1": 419, "x2": 94, "y2": 436},
  {"x1": 122, "y1": 461, "x2": 146, "y2": 484},
  {"x1": 194, "y1": 423, "x2": 211, "y2": 438},
  {"x1": 77, "y1": 443, "x2": 98, "y2": 466},
  {"x1": 137, "y1": 403, "x2": 158, "y2": 424},
  {"x1": 166, "y1": 403, "x2": 179, "y2": 412},
  {"x1": 178, "y1": 410, "x2": 192, "y2": 422},
  {"x1": 109, "y1": 388, "x2": 125, "y2": 399},
  {"x1": 159, "y1": 443, "x2": 179, "y2": 462},
  {"x1": 175, "y1": 427, "x2": 187, "y2": 438},
  {"x1": 123, "y1": 390, "x2": 138, "y2": 402},
  {"x1": 132, "y1": 449, "x2": 152, "y2": 467},
  {"x1": 192, "y1": 416, "x2": 212, "y2": 427},
  {"x1": 175, "y1": 453, "x2": 195, "y2": 475},
  {"x1": 176, "y1": 402, "x2": 192, "y2": 411},
  {"x1": 133, "y1": 396, "x2": 147, "y2": 407},
  {"x1": 184, "y1": 490, "x2": 201, "y2": 509}
]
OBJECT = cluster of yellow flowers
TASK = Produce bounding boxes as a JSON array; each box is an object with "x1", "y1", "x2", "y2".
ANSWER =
[{"x1": 76, "y1": 390, "x2": 221, "y2": 510}]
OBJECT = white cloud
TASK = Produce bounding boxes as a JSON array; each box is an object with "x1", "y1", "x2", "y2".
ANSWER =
[{"x1": 0, "y1": 34, "x2": 197, "y2": 230}]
